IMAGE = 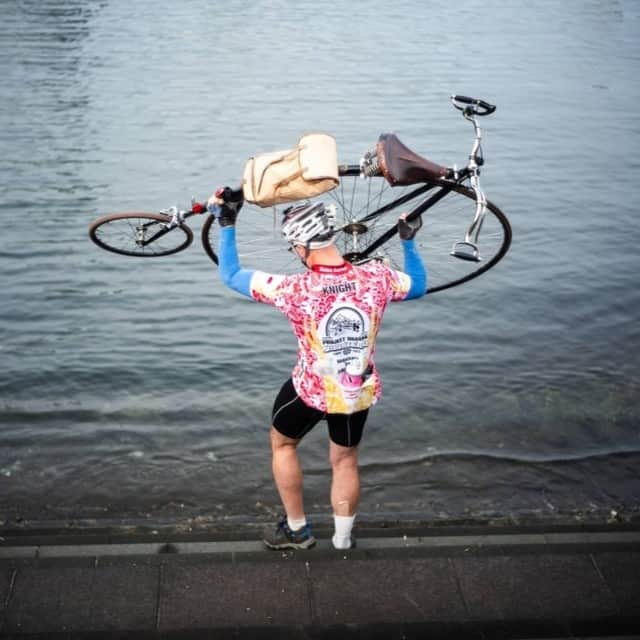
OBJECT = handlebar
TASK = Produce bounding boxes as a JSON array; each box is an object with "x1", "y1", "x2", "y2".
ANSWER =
[
  {"x1": 451, "y1": 94, "x2": 496, "y2": 116},
  {"x1": 215, "y1": 186, "x2": 244, "y2": 204},
  {"x1": 186, "y1": 186, "x2": 244, "y2": 216}
]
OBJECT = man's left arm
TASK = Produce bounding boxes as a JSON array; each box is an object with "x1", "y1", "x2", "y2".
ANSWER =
[
  {"x1": 397, "y1": 214, "x2": 427, "y2": 299},
  {"x1": 401, "y1": 237, "x2": 427, "y2": 299}
]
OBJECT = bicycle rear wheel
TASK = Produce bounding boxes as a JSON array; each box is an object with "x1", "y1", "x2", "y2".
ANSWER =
[
  {"x1": 335, "y1": 180, "x2": 512, "y2": 294},
  {"x1": 201, "y1": 175, "x2": 511, "y2": 293},
  {"x1": 89, "y1": 212, "x2": 193, "y2": 257}
]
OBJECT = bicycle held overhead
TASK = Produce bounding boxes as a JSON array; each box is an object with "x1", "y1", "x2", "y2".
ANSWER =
[{"x1": 88, "y1": 95, "x2": 512, "y2": 294}]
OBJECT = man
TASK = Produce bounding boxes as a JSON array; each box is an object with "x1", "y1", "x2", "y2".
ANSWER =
[{"x1": 208, "y1": 187, "x2": 426, "y2": 550}]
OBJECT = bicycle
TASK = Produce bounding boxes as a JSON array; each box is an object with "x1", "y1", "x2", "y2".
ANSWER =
[{"x1": 88, "y1": 94, "x2": 511, "y2": 294}]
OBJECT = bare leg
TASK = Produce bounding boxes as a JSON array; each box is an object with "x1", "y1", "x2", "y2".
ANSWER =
[
  {"x1": 329, "y1": 441, "x2": 360, "y2": 516},
  {"x1": 270, "y1": 426, "x2": 305, "y2": 520}
]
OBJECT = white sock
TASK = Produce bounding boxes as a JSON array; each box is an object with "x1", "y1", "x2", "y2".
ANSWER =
[
  {"x1": 332, "y1": 514, "x2": 356, "y2": 549},
  {"x1": 287, "y1": 516, "x2": 307, "y2": 531}
]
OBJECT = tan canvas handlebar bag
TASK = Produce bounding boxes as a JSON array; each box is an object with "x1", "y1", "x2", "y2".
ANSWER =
[{"x1": 242, "y1": 133, "x2": 340, "y2": 208}]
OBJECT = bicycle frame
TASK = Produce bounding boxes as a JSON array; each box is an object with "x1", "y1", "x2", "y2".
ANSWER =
[
  {"x1": 330, "y1": 179, "x2": 452, "y2": 263},
  {"x1": 89, "y1": 94, "x2": 508, "y2": 292},
  {"x1": 330, "y1": 95, "x2": 495, "y2": 264},
  {"x1": 112, "y1": 95, "x2": 496, "y2": 263}
]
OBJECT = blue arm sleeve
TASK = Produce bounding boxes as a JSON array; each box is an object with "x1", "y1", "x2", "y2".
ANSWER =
[
  {"x1": 218, "y1": 226, "x2": 254, "y2": 299},
  {"x1": 402, "y1": 238, "x2": 427, "y2": 299}
]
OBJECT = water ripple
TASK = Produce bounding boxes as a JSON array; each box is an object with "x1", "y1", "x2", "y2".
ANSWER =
[{"x1": 1, "y1": 0, "x2": 639, "y2": 523}]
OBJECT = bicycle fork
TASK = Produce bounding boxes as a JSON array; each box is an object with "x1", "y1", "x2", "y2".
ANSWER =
[{"x1": 135, "y1": 206, "x2": 185, "y2": 247}]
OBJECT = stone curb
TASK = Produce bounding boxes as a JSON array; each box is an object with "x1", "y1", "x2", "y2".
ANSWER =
[{"x1": 1, "y1": 529, "x2": 638, "y2": 560}]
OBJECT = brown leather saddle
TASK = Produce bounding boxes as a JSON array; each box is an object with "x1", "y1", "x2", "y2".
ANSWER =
[{"x1": 376, "y1": 133, "x2": 453, "y2": 186}]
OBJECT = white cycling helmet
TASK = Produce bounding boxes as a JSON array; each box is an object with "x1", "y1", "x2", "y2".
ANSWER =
[{"x1": 281, "y1": 201, "x2": 337, "y2": 249}]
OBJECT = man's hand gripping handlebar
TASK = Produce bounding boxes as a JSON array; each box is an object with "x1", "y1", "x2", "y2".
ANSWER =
[{"x1": 207, "y1": 186, "x2": 244, "y2": 227}]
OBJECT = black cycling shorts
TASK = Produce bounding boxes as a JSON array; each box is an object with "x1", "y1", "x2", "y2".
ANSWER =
[{"x1": 271, "y1": 378, "x2": 368, "y2": 448}]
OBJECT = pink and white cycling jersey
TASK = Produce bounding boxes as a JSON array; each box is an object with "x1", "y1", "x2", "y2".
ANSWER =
[{"x1": 249, "y1": 260, "x2": 412, "y2": 414}]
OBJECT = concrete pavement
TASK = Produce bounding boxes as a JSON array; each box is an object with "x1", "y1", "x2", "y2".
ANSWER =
[{"x1": 0, "y1": 522, "x2": 639, "y2": 638}]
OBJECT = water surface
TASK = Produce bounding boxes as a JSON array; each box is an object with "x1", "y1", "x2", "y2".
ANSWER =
[{"x1": 1, "y1": 0, "x2": 639, "y2": 528}]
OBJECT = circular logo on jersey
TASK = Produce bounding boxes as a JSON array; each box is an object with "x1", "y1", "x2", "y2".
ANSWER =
[{"x1": 320, "y1": 305, "x2": 368, "y2": 355}]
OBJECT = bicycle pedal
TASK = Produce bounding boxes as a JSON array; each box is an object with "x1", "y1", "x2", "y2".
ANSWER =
[{"x1": 450, "y1": 241, "x2": 481, "y2": 262}]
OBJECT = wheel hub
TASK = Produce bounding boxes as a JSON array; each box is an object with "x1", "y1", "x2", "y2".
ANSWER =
[
  {"x1": 342, "y1": 222, "x2": 368, "y2": 235},
  {"x1": 343, "y1": 252, "x2": 364, "y2": 263}
]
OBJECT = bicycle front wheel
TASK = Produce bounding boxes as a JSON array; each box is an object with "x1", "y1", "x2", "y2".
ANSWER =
[{"x1": 89, "y1": 212, "x2": 193, "y2": 257}]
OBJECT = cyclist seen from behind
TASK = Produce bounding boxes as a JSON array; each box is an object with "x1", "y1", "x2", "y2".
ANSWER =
[{"x1": 208, "y1": 187, "x2": 427, "y2": 550}]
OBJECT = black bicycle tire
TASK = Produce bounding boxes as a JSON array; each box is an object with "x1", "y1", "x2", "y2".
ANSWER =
[
  {"x1": 201, "y1": 214, "x2": 218, "y2": 265},
  {"x1": 89, "y1": 212, "x2": 194, "y2": 257},
  {"x1": 200, "y1": 180, "x2": 511, "y2": 294},
  {"x1": 420, "y1": 182, "x2": 511, "y2": 294},
  {"x1": 331, "y1": 178, "x2": 511, "y2": 293}
]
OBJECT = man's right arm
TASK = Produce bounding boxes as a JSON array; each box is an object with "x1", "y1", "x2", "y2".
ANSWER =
[
  {"x1": 218, "y1": 225, "x2": 254, "y2": 299},
  {"x1": 209, "y1": 187, "x2": 254, "y2": 299}
]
